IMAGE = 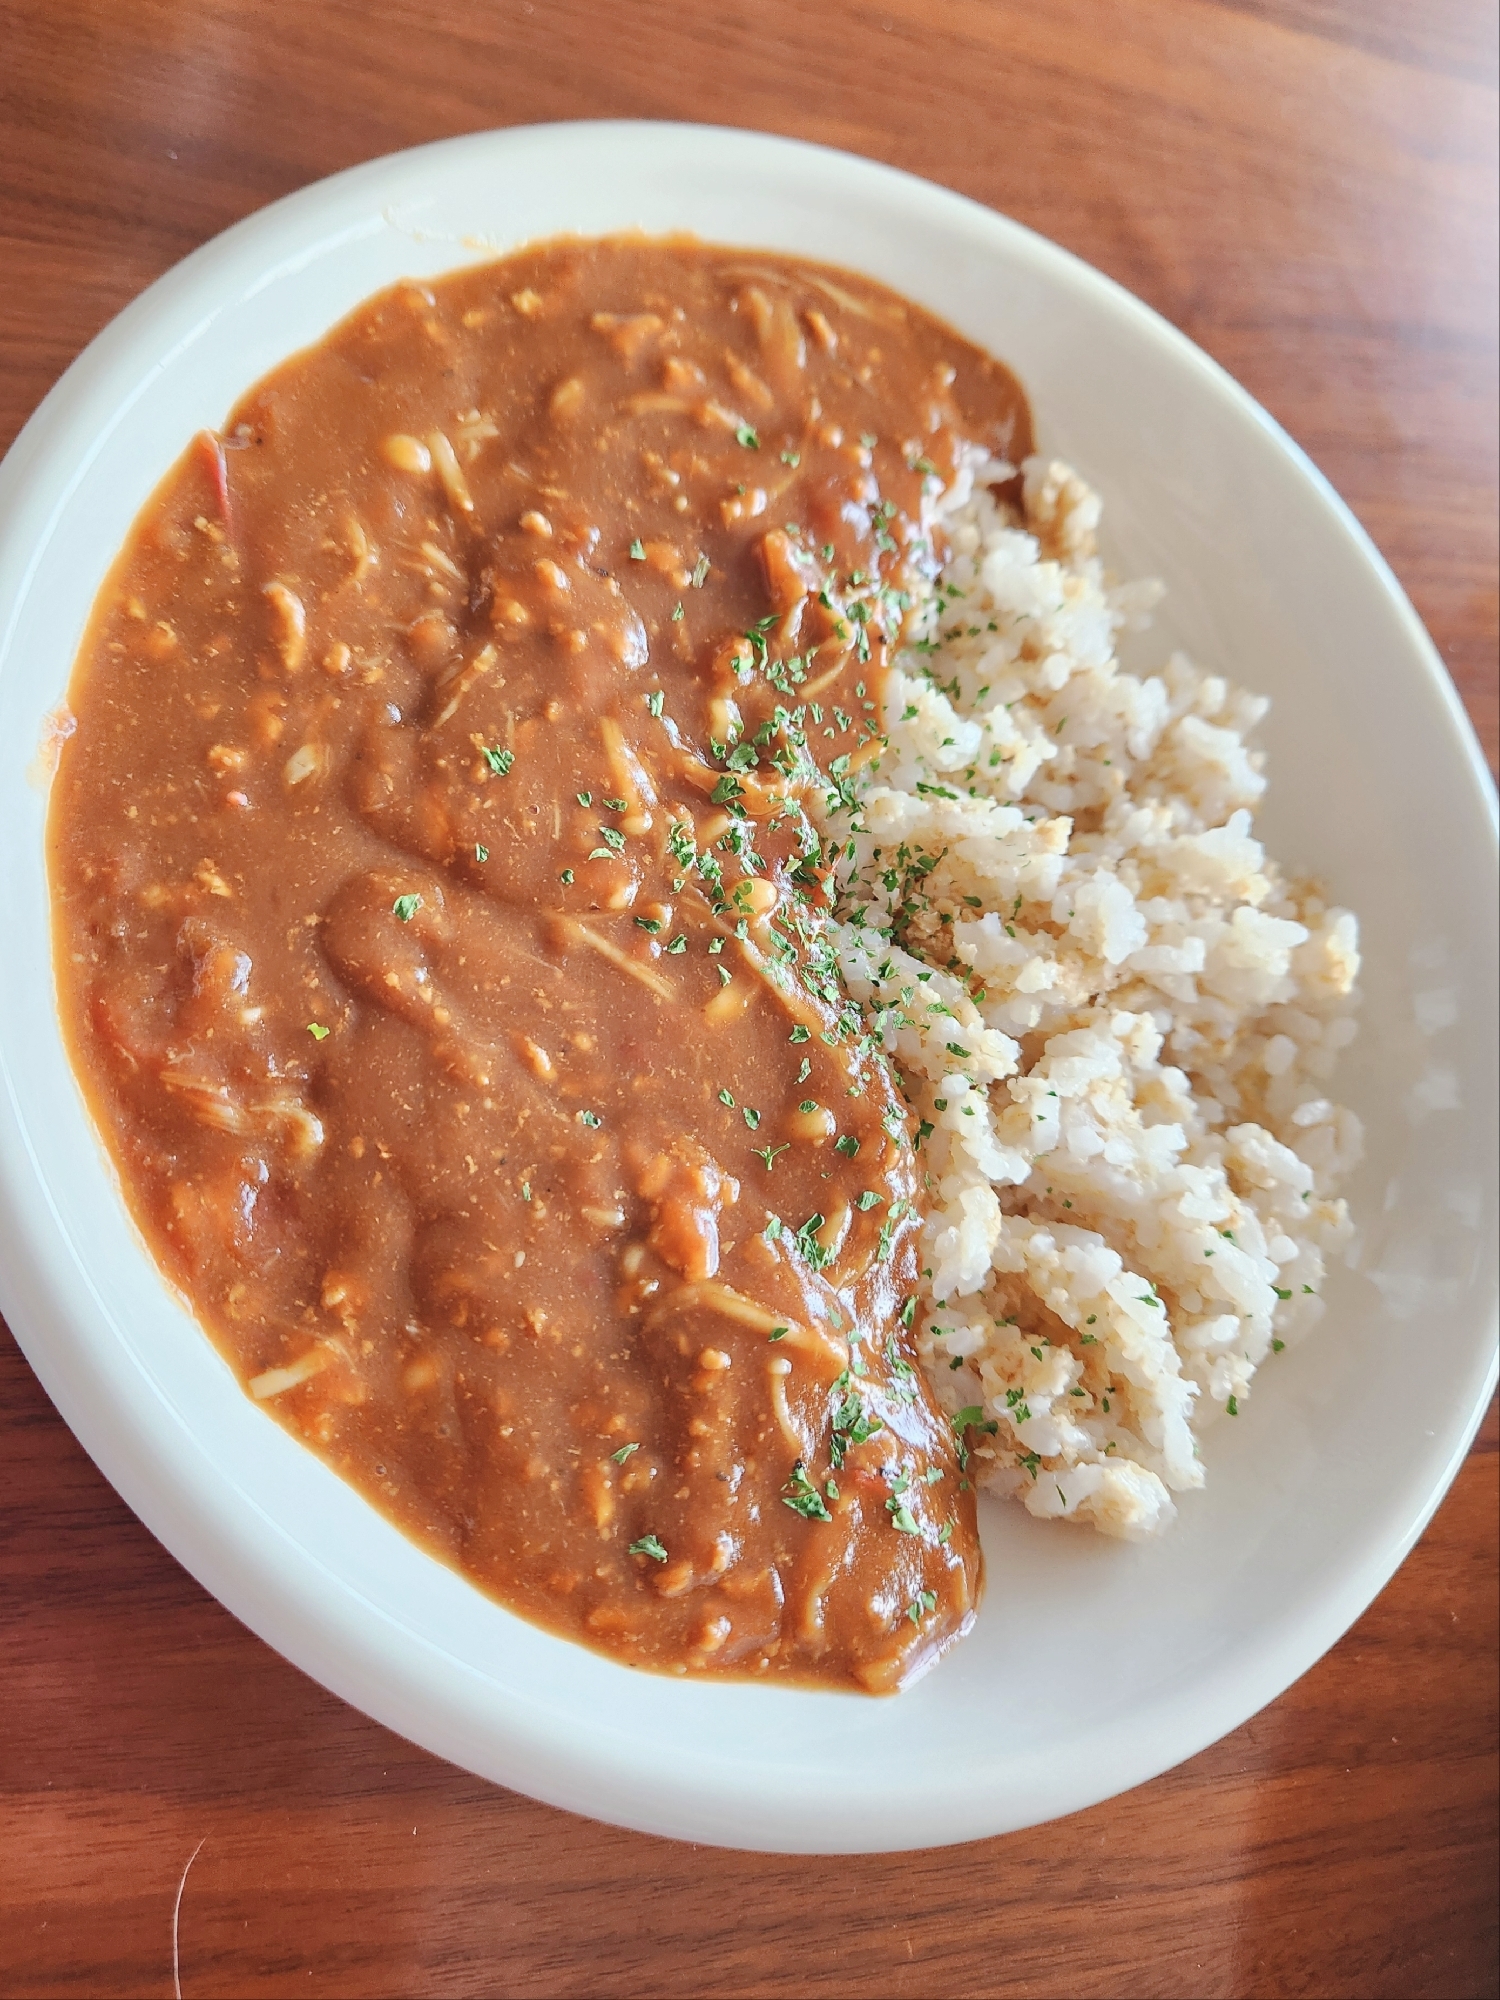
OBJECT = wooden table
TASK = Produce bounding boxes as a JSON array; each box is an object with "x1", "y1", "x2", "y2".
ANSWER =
[{"x1": 2, "y1": 3, "x2": 1495, "y2": 1994}]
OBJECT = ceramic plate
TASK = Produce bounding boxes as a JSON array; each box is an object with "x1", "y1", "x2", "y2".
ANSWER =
[{"x1": 0, "y1": 123, "x2": 1494, "y2": 1853}]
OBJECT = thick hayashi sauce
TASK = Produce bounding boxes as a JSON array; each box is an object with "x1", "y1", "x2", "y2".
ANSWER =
[{"x1": 49, "y1": 239, "x2": 1031, "y2": 1690}]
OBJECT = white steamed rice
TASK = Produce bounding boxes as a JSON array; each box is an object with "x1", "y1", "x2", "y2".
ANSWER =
[{"x1": 819, "y1": 454, "x2": 1362, "y2": 1540}]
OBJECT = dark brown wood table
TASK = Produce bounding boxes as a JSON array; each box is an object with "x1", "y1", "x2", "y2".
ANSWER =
[{"x1": 2, "y1": 3, "x2": 1496, "y2": 1994}]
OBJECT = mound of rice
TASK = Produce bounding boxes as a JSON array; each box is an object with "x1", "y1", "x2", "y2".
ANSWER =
[{"x1": 820, "y1": 455, "x2": 1362, "y2": 1540}]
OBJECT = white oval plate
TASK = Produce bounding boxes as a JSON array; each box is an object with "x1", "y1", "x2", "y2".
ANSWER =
[{"x1": 0, "y1": 123, "x2": 1495, "y2": 1854}]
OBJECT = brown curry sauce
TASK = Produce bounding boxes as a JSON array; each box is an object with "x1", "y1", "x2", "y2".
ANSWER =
[{"x1": 49, "y1": 239, "x2": 1031, "y2": 1691}]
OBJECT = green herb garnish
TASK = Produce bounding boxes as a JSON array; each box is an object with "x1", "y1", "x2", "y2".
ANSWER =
[
  {"x1": 781, "y1": 1461, "x2": 831, "y2": 1521},
  {"x1": 951, "y1": 1405, "x2": 998, "y2": 1473},
  {"x1": 829, "y1": 1388, "x2": 882, "y2": 1469}
]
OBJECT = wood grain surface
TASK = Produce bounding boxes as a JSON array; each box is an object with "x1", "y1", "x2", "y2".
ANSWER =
[{"x1": 1, "y1": 2, "x2": 1495, "y2": 1995}]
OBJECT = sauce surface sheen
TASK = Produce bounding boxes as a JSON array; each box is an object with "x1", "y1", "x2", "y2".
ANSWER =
[{"x1": 50, "y1": 239, "x2": 1031, "y2": 1691}]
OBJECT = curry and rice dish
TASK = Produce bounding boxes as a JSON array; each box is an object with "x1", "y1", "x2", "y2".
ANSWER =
[{"x1": 48, "y1": 238, "x2": 1362, "y2": 1692}]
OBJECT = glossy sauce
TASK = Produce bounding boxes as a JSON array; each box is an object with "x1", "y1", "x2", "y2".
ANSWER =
[{"x1": 49, "y1": 239, "x2": 1031, "y2": 1690}]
